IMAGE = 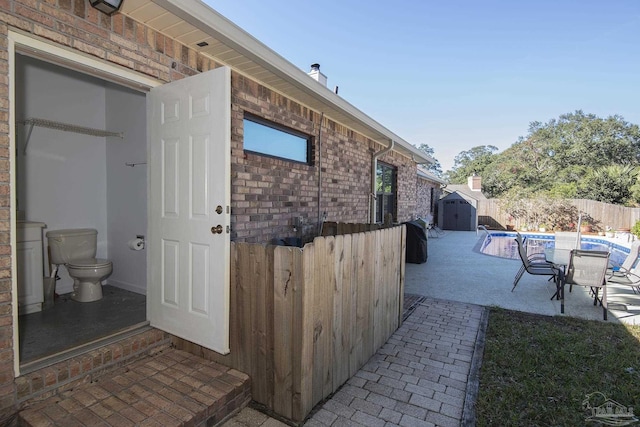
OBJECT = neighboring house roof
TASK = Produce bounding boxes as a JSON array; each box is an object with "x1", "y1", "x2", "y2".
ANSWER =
[
  {"x1": 121, "y1": 0, "x2": 434, "y2": 165},
  {"x1": 444, "y1": 184, "x2": 487, "y2": 201}
]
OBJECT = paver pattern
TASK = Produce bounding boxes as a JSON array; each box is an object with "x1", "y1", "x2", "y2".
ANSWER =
[
  {"x1": 303, "y1": 297, "x2": 485, "y2": 427},
  {"x1": 19, "y1": 348, "x2": 251, "y2": 426},
  {"x1": 225, "y1": 297, "x2": 485, "y2": 427}
]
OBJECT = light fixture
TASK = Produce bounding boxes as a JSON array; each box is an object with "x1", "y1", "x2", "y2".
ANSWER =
[{"x1": 89, "y1": 0, "x2": 123, "y2": 16}]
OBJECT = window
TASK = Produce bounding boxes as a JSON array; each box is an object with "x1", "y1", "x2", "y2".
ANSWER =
[
  {"x1": 376, "y1": 162, "x2": 397, "y2": 223},
  {"x1": 243, "y1": 114, "x2": 312, "y2": 164},
  {"x1": 430, "y1": 187, "x2": 435, "y2": 212}
]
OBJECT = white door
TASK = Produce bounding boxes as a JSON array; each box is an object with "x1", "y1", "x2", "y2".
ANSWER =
[{"x1": 147, "y1": 67, "x2": 231, "y2": 354}]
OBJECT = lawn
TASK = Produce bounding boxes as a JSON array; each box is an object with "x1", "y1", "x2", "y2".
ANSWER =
[{"x1": 476, "y1": 307, "x2": 640, "y2": 426}]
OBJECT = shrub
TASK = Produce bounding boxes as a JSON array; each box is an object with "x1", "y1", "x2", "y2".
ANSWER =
[
  {"x1": 632, "y1": 220, "x2": 640, "y2": 239},
  {"x1": 499, "y1": 195, "x2": 600, "y2": 232}
]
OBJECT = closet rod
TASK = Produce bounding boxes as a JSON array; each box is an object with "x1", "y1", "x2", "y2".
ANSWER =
[{"x1": 20, "y1": 118, "x2": 124, "y2": 154}]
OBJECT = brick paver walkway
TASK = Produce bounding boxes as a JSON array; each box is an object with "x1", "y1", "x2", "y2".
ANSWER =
[{"x1": 303, "y1": 298, "x2": 486, "y2": 427}]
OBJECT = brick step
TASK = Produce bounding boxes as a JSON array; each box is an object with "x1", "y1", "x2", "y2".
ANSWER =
[{"x1": 18, "y1": 348, "x2": 251, "y2": 426}]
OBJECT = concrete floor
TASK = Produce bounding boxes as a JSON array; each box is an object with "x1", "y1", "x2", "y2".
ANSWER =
[
  {"x1": 18, "y1": 285, "x2": 146, "y2": 363},
  {"x1": 405, "y1": 230, "x2": 640, "y2": 325}
]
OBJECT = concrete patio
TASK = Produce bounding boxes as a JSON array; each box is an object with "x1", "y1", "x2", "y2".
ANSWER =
[{"x1": 405, "y1": 230, "x2": 640, "y2": 325}]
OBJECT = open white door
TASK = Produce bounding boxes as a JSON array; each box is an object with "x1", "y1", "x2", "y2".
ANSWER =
[{"x1": 147, "y1": 67, "x2": 231, "y2": 354}]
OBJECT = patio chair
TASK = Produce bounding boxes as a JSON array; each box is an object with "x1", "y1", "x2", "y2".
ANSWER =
[
  {"x1": 606, "y1": 266, "x2": 640, "y2": 294},
  {"x1": 424, "y1": 215, "x2": 444, "y2": 238},
  {"x1": 560, "y1": 250, "x2": 610, "y2": 320},
  {"x1": 512, "y1": 232, "x2": 559, "y2": 292},
  {"x1": 554, "y1": 231, "x2": 580, "y2": 250},
  {"x1": 428, "y1": 224, "x2": 445, "y2": 238},
  {"x1": 607, "y1": 240, "x2": 640, "y2": 276},
  {"x1": 606, "y1": 241, "x2": 640, "y2": 294}
]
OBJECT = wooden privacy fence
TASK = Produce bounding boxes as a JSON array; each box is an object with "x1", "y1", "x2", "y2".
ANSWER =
[
  {"x1": 478, "y1": 199, "x2": 640, "y2": 230},
  {"x1": 176, "y1": 226, "x2": 406, "y2": 423}
]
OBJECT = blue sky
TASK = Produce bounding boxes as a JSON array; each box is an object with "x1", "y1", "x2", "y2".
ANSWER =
[{"x1": 205, "y1": 0, "x2": 640, "y2": 172}]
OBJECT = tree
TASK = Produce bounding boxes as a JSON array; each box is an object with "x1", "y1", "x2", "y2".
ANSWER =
[
  {"x1": 416, "y1": 143, "x2": 443, "y2": 177},
  {"x1": 578, "y1": 165, "x2": 639, "y2": 205},
  {"x1": 446, "y1": 145, "x2": 498, "y2": 184},
  {"x1": 450, "y1": 111, "x2": 640, "y2": 204}
]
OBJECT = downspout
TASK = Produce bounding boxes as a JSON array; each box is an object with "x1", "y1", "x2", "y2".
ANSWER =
[
  {"x1": 370, "y1": 139, "x2": 395, "y2": 224},
  {"x1": 317, "y1": 112, "x2": 325, "y2": 235}
]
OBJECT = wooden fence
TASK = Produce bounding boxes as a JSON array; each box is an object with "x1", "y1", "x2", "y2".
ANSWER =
[
  {"x1": 174, "y1": 226, "x2": 406, "y2": 423},
  {"x1": 478, "y1": 199, "x2": 640, "y2": 231}
]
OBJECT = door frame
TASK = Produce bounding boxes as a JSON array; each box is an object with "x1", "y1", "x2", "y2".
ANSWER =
[{"x1": 8, "y1": 30, "x2": 162, "y2": 376}]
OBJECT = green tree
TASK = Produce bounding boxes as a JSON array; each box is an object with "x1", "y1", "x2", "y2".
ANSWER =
[
  {"x1": 446, "y1": 145, "x2": 498, "y2": 184},
  {"x1": 578, "y1": 164, "x2": 639, "y2": 205},
  {"x1": 453, "y1": 111, "x2": 640, "y2": 204},
  {"x1": 416, "y1": 143, "x2": 443, "y2": 177}
]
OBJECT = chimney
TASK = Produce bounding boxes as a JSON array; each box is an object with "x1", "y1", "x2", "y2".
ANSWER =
[
  {"x1": 307, "y1": 63, "x2": 327, "y2": 87},
  {"x1": 468, "y1": 175, "x2": 482, "y2": 191}
]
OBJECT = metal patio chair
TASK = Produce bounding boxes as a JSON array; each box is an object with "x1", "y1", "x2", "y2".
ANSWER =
[
  {"x1": 512, "y1": 232, "x2": 559, "y2": 292},
  {"x1": 606, "y1": 241, "x2": 640, "y2": 294},
  {"x1": 554, "y1": 231, "x2": 580, "y2": 250},
  {"x1": 560, "y1": 250, "x2": 610, "y2": 320},
  {"x1": 424, "y1": 214, "x2": 444, "y2": 238}
]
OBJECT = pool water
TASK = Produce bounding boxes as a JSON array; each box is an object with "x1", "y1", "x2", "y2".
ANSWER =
[{"x1": 480, "y1": 232, "x2": 630, "y2": 266}]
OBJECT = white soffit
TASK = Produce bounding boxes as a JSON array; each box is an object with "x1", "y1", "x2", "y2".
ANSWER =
[{"x1": 121, "y1": 0, "x2": 434, "y2": 164}]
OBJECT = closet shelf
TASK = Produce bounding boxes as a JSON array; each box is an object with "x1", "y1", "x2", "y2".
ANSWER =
[
  {"x1": 19, "y1": 118, "x2": 124, "y2": 154},
  {"x1": 21, "y1": 118, "x2": 124, "y2": 138}
]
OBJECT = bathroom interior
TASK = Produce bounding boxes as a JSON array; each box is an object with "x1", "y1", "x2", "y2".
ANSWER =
[{"x1": 15, "y1": 54, "x2": 148, "y2": 369}]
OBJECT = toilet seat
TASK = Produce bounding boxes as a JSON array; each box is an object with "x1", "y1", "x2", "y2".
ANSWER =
[{"x1": 67, "y1": 258, "x2": 112, "y2": 269}]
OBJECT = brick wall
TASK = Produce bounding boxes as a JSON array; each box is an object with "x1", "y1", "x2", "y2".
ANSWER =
[
  {"x1": 416, "y1": 176, "x2": 442, "y2": 220},
  {"x1": 0, "y1": 0, "x2": 422, "y2": 422},
  {"x1": 230, "y1": 74, "x2": 418, "y2": 244},
  {"x1": 0, "y1": 1, "x2": 224, "y2": 422},
  {"x1": 396, "y1": 154, "x2": 419, "y2": 222}
]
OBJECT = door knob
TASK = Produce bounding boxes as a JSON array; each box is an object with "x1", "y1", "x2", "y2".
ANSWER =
[
  {"x1": 215, "y1": 205, "x2": 223, "y2": 214},
  {"x1": 211, "y1": 225, "x2": 223, "y2": 234}
]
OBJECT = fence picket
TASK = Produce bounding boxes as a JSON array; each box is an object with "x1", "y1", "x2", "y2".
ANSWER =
[
  {"x1": 176, "y1": 226, "x2": 405, "y2": 423},
  {"x1": 478, "y1": 198, "x2": 640, "y2": 231}
]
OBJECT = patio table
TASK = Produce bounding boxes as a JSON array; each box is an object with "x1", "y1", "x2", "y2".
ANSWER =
[
  {"x1": 544, "y1": 248, "x2": 571, "y2": 268},
  {"x1": 544, "y1": 248, "x2": 572, "y2": 302}
]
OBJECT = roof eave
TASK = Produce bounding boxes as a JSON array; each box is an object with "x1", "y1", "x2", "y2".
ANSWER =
[{"x1": 150, "y1": 0, "x2": 433, "y2": 164}]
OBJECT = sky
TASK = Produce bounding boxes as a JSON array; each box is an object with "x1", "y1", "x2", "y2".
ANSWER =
[{"x1": 204, "y1": 0, "x2": 640, "y2": 172}]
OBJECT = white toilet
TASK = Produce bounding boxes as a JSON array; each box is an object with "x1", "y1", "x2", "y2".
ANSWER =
[{"x1": 46, "y1": 228, "x2": 113, "y2": 302}]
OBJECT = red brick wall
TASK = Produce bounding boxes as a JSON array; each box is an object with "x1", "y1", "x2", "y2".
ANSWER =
[{"x1": 0, "y1": 0, "x2": 421, "y2": 421}]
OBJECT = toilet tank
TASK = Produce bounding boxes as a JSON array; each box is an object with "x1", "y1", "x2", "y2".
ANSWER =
[{"x1": 46, "y1": 228, "x2": 98, "y2": 265}]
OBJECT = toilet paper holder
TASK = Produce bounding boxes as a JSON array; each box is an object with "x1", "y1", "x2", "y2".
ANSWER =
[{"x1": 128, "y1": 235, "x2": 146, "y2": 251}]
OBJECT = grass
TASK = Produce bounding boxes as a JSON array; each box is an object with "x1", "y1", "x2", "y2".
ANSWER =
[{"x1": 475, "y1": 307, "x2": 640, "y2": 426}]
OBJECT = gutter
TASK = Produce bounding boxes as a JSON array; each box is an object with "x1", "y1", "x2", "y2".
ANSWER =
[{"x1": 370, "y1": 139, "x2": 395, "y2": 224}]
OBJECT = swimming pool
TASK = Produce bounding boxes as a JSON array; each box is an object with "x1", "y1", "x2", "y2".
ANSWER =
[{"x1": 479, "y1": 232, "x2": 631, "y2": 266}]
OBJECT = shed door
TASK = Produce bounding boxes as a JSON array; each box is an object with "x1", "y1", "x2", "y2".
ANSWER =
[
  {"x1": 147, "y1": 67, "x2": 231, "y2": 354},
  {"x1": 443, "y1": 199, "x2": 473, "y2": 231}
]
